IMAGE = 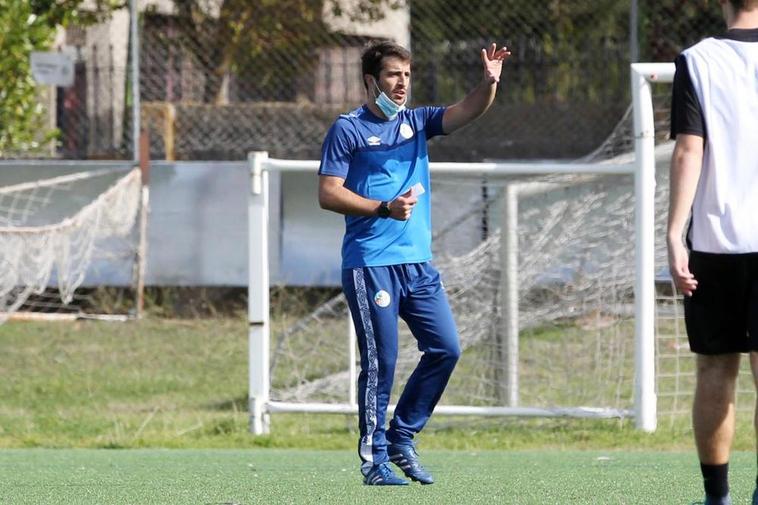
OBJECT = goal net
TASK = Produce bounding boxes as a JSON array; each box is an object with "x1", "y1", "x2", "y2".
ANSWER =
[
  {"x1": 0, "y1": 163, "x2": 144, "y2": 321},
  {"x1": 249, "y1": 63, "x2": 756, "y2": 432},
  {"x1": 260, "y1": 160, "x2": 654, "y2": 421}
]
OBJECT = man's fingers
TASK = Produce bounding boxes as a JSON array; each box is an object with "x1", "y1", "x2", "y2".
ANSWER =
[
  {"x1": 671, "y1": 269, "x2": 698, "y2": 296},
  {"x1": 396, "y1": 195, "x2": 417, "y2": 205},
  {"x1": 483, "y1": 44, "x2": 512, "y2": 65},
  {"x1": 677, "y1": 266, "x2": 696, "y2": 281},
  {"x1": 391, "y1": 209, "x2": 413, "y2": 221},
  {"x1": 388, "y1": 194, "x2": 417, "y2": 221},
  {"x1": 678, "y1": 276, "x2": 697, "y2": 288},
  {"x1": 496, "y1": 47, "x2": 512, "y2": 60},
  {"x1": 668, "y1": 243, "x2": 697, "y2": 295}
]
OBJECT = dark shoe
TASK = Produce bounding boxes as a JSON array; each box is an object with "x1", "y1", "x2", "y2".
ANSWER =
[
  {"x1": 362, "y1": 462, "x2": 409, "y2": 486},
  {"x1": 388, "y1": 442, "x2": 434, "y2": 485}
]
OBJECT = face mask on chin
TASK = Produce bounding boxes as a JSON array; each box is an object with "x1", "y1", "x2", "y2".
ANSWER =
[{"x1": 372, "y1": 79, "x2": 406, "y2": 120}]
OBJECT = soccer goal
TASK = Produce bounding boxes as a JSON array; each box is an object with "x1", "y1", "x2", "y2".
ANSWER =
[
  {"x1": 0, "y1": 159, "x2": 149, "y2": 322},
  {"x1": 247, "y1": 63, "x2": 688, "y2": 435}
]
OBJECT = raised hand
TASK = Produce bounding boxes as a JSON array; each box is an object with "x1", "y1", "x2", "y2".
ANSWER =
[{"x1": 481, "y1": 43, "x2": 511, "y2": 84}]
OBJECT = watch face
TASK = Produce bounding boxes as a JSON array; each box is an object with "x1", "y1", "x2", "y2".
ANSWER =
[{"x1": 379, "y1": 202, "x2": 391, "y2": 218}]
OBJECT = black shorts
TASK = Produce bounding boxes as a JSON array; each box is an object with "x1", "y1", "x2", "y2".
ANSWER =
[{"x1": 684, "y1": 251, "x2": 758, "y2": 354}]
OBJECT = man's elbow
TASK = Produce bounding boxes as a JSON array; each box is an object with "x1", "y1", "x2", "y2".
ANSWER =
[
  {"x1": 318, "y1": 190, "x2": 335, "y2": 211},
  {"x1": 673, "y1": 149, "x2": 703, "y2": 173},
  {"x1": 318, "y1": 193, "x2": 329, "y2": 210},
  {"x1": 674, "y1": 135, "x2": 704, "y2": 157}
]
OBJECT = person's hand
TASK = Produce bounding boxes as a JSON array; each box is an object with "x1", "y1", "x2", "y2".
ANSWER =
[
  {"x1": 389, "y1": 188, "x2": 417, "y2": 221},
  {"x1": 668, "y1": 239, "x2": 697, "y2": 296},
  {"x1": 481, "y1": 43, "x2": 511, "y2": 84}
]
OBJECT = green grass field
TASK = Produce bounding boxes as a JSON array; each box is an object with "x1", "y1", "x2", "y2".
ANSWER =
[
  {"x1": 1, "y1": 449, "x2": 756, "y2": 504},
  {"x1": 2, "y1": 317, "x2": 758, "y2": 503}
]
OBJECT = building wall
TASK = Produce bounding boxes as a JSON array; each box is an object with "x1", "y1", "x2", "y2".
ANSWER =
[{"x1": 323, "y1": 0, "x2": 411, "y2": 49}]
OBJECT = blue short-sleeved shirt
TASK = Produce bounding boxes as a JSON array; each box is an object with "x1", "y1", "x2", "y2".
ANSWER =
[{"x1": 319, "y1": 105, "x2": 446, "y2": 269}]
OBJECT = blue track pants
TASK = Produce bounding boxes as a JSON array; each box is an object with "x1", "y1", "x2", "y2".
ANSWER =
[{"x1": 342, "y1": 262, "x2": 460, "y2": 473}]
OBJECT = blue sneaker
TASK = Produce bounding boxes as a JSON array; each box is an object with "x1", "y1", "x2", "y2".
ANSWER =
[
  {"x1": 388, "y1": 442, "x2": 434, "y2": 485},
  {"x1": 752, "y1": 488, "x2": 758, "y2": 505},
  {"x1": 362, "y1": 463, "x2": 409, "y2": 486}
]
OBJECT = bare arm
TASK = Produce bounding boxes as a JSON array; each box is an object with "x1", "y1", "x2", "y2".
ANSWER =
[
  {"x1": 319, "y1": 175, "x2": 416, "y2": 220},
  {"x1": 442, "y1": 43, "x2": 511, "y2": 134},
  {"x1": 667, "y1": 133, "x2": 704, "y2": 296}
]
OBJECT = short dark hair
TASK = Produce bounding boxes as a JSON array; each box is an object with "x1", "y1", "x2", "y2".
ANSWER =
[
  {"x1": 361, "y1": 41, "x2": 411, "y2": 89},
  {"x1": 729, "y1": 0, "x2": 758, "y2": 9}
]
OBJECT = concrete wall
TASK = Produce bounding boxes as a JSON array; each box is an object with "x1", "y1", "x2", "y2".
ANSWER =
[
  {"x1": 0, "y1": 160, "x2": 342, "y2": 287},
  {"x1": 0, "y1": 159, "x2": 485, "y2": 288}
]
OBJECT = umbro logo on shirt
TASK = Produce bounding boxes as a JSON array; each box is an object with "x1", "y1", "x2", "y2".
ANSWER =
[{"x1": 367, "y1": 136, "x2": 381, "y2": 146}]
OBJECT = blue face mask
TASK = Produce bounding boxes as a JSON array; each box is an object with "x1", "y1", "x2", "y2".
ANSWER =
[{"x1": 372, "y1": 79, "x2": 406, "y2": 120}]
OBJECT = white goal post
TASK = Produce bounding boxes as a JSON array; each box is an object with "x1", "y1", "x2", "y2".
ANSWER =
[{"x1": 248, "y1": 62, "x2": 675, "y2": 435}]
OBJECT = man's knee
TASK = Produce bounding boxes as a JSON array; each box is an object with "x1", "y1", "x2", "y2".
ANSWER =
[
  {"x1": 440, "y1": 339, "x2": 461, "y2": 363},
  {"x1": 749, "y1": 352, "x2": 758, "y2": 388},
  {"x1": 697, "y1": 354, "x2": 740, "y2": 379},
  {"x1": 423, "y1": 339, "x2": 460, "y2": 365},
  {"x1": 696, "y1": 354, "x2": 741, "y2": 397}
]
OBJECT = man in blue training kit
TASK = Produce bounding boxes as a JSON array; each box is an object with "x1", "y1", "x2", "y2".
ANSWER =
[
  {"x1": 318, "y1": 40, "x2": 510, "y2": 485},
  {"x1": 667, "y1": 1, "x2": 758, "y2": 504}
]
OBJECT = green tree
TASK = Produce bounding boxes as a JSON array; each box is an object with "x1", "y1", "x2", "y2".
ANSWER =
[
  {"x1": 164, "y1": 0, "x2": 405, "y2": 103},
  {"x1": 638, "y1": 0, "x2": 722, "y2": 62},
  {"x1": 409, "y1": 0, "x2": 729, "y2": 107},
  {"x1": 410, "y1": 0, "x2": 629, "y2": 105},
  {"x1": 0, "y1": 0, "x2": 121, "y2": 156}
]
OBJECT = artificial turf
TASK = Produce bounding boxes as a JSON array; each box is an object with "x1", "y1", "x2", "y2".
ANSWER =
[{"x1": 1, "y1": 448, "x2": 755, "y2": 504}]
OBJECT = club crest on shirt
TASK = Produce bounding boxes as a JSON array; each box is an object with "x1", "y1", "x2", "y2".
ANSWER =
[
  {"x1": 399, "y1": 123, "x2": 414, "y2": 139},
  {"x1": 367, "y1": 136, "x2": 381, "y2": 146},
  {"x1": 374, "y1": 290, "x2": 391, "y2": 308}
]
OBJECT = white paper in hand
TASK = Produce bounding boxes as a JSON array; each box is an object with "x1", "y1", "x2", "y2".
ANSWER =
[{"x1": 409, "y1": 182, "x2": 425, "y2": 197}]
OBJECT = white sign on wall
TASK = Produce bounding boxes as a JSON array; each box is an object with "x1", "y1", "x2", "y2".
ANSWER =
[{"x1": 30, "y1": 52, "x2": 74, "y2": 87}]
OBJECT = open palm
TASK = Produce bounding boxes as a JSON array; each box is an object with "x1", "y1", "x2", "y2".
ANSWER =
[{"x1": 481, "y1": 43, "x2": 511, "y2": 84}]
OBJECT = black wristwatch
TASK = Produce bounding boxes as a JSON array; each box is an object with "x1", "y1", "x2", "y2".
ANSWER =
[{"x1": 377, "y1": 201, "x2": 391, "y2": 218}]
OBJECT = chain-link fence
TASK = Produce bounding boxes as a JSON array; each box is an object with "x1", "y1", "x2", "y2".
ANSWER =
[
  {"x1": 1, "y1": 0, "x2": 726, "y2": 162},
  {"x1": 57, "y1": 23, "x2": 134, "y2": 160}
]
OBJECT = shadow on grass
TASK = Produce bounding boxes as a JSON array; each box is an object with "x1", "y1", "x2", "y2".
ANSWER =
[{"x1": 205, "y1": 395, "x2": 247, "y2": 412}]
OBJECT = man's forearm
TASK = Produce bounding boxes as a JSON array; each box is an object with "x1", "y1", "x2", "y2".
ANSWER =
[
  {"x1": 320, "y1": 184, "x2": 380, "y2": 217},
  {"x1": 667, "y1": 140, "x2": 703, "y2": 245},
  {"x1": 443, "y1": 79, "x2": 497, "y2": 133},
  {"x1": 458, "y1": 79, "x2": 497, "y2": 122}
]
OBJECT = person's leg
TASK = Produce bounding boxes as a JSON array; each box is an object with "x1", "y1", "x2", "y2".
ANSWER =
[
  {"x1": 750, "y1": 353, "x2": 758, "y2": 504},
  {"x1": 685, "y1": 252, "x2": 751, "y2": 504},
  {"x1": 747, "y1": 255, "x2": 758, "y2": 504},
  {"x1": 388, "y1": 263, "x2": 460, "y2": 444},
  {"x1": 694, "y1": 353, "x2": 740, "y2": 504},
  {"x1": 343, "y1": 266, "x2": 405, "y2": 483}
]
